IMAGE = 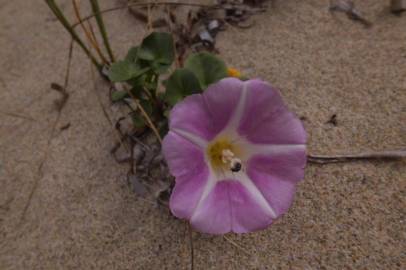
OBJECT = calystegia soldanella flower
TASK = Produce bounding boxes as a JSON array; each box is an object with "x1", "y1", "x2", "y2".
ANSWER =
[{"x1": 163, "y1": 78, "x2": 307, "y2": 234}]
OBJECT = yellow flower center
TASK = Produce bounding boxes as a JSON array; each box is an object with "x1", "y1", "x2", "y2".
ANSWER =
[
  {"x1": 227, "y1": 67, "x2": 241, "y2": 78},
  {"x1": 207, "y1": 137, "x2": 242, "y2": 172}
]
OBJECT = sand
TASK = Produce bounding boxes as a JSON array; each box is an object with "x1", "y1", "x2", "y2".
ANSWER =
[{"x1": 0, "y1": 0, "x2": 405, "y2": 269}]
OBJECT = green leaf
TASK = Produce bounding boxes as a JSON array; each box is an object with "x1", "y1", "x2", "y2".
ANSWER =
[
  {"x1": 163, "y1": 108, "x2": 170, "y2": 118},
  {"x1": 126, "y1": 46, "x2": 154, "y2": 71},
  {"x1": 158, "y1": 121, "x2": 169, "y2": 138},
  {"x1": 131, "y1": 100, "x2": 154, "y2": 129},
  {"x1": 111, "y1": 90, "x2": 128, "y2": 102},
  {"x1": 143, "y1": 73, "x2": 158, "y2": 92},
  {"x1": 139, "y1": 99, "x2": 153, "y2": 116},
  {"x1": 152, "y1": 63, "x2": 171, "y2": 74},
  {"x1": 108, "y1": 60, "x2": 150, "y2": 82},
  {"x1": 184, "y1": 52, "x2": 228, "y2": 89},
  {"x1": 128, "y1": 73, "x2": 147, "y2": 92},
  {"x1": 138, "y1": 32, "x2": 174, "y2": 67},
  {"x1": 131, "y1": 113, "x2": 146, "y2": 129},
  {"x1": 89, "y1": 0, "x2": 115, "y2": 63},
  {"x1": 125, "y1": 46, "x2": 139, "y2": 62},
  {"x1": 108, "y1": 60, "x2": 136, "y2": 82},
  {"x1": 164, "y1": 68, "x2": 202, "y2": 106}
]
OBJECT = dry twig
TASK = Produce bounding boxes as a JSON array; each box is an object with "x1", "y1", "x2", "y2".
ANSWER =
[
  {"x1": 188, "y1": 223, "x2": 194, "y2": 270},
  {"x1": 308, "y1": 149, "x2": 406, "y2": 164},
  {"x1": 329, "y1": 0, "x2": 371, "y2": 27},
  {"x1": 19, "y1": 38, "x2": 74, "y2": 225},
  {"x1": 72, "y1": 1, "x2": 214, "y2": 27},
  {"x1": 223, "y1": 235, "x2": 251, "y2": 256},
  {"x1": 72, "y1": 0, "x2": 109, "y2": 64},
  {"x1": 0, "y1": 110, "x2": 36, "y2": 122},
  {"x1": 125, "y1": 88, "x2": 163, "y2": 144}
]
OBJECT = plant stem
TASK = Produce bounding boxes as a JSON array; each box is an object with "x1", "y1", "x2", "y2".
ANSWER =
[
  {"x1": 44, "y1": 0, "x2": 102, "y2": 70},
  {"x1": 133, "y1": 97, "x2": 163, "y2": 144},
  {"x1": 121, "y1": 82, "x2": 162, "y2": 144},
  {"x1": 89, "y1": 0, "x2": 116, "y2": 63}
]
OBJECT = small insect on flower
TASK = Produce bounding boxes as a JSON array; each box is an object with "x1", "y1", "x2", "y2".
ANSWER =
[
  {"x1": 221, "y1": 149, "x2": 242, "y2": 172},
  {"x1": 163, "y1": 78, "x2": 307, "y2": 234},
  {"x1": 230, "y1": 158, "x2": 242, "y2": 172}
]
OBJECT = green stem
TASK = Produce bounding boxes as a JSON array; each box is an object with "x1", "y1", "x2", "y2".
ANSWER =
[
  {"x1": 89, "y1": 0, "x2": 116, "y2": 63},
  {"x1": 44, "y1": 0, "x2": 102, "y2": 71}
]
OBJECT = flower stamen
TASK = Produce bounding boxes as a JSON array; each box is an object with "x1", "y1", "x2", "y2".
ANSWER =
[
  {"x1": 220, "y1": 149, "x2": 242, "y2": 172},
  {"x1": 221, "y1": 149, "x2": 235, "y2": 163},
  {"x1": 208, "y1": 140, "x2": 243, "y2": 173}
]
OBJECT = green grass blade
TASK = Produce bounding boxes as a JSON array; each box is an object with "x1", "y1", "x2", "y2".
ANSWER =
[
  {"x1": 44, "y1": 0, "x2": 102, "y2": 70},
  {"x1": 89, "y1": 0, "x2": 116, "y2": 63}
]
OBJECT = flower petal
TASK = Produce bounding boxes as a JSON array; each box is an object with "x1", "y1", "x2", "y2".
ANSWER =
[
  {"x1": 165, "y1": 78, "x2": 308, "y2": 235},
  {"x1": 201, "y1": 78, "x2": 243, "y2": 133},
  {"x1": 164, "y1": 131, "x2": 211, "y2": 219},
  {"x1": 169, "y1": 78, "x2": 243, "y2": 141},
  {"x1": 248, "y1": 147, "x2": 306, "y2": 183},
  {"x1": 190, "y1": 181, "x2": 232, "y2": 234},
  {"x1": 238, "y1": 80, "x2": 306, "y2": 144},
  {"x1": 247, "y1": 171, "x2": 296, "y2": 218},
  {"x1": 162, "y1": 131, "x2": 206, "y2": 177},
  {"x1": 169, "y1": 166, "x2": 209, "y2": 219},
  {"x1": 228, "y1": 181, "x2": 275, "y2": 233},
  {"x1": 190, "y1": 180, "x2": 275, "y2": 234},
  {"x1": 246, "y1": 147, "x2": 306, "y2": 216}
]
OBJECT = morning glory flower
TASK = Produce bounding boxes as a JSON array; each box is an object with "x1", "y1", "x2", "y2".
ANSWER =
[{"x1": 163, "y1": 78, "x2": 306, "y2": 234}]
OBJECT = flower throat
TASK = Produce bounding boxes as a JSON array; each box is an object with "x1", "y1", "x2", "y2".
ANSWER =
[{"x1": 207, "y1": 138, "x2": 242, "y2": 173}]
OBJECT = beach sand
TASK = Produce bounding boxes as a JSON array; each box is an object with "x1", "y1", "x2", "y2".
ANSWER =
[{"x1": 0, "y1": 0, "x2": 405, "y2": 269}]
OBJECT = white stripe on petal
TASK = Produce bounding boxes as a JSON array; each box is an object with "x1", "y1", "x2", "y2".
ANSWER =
[
  {"x1": 190, "y1": 170, "x2": 277, "y2": 224},
  {"x1": 236, "y1": 173, "x2": 277, "y2": 219},
  {"x1": 244, "y1": 144, "x2": 306, "y2": 159},
  {"x1": 222, "y1": 82, "x2": 248, "y2": 133},
  {"x1": 190, "y1": 171, "x2": 218, "y2": 220},
  {"x1": 172, "y1": 128, "x2": 208, "y2": 149}
]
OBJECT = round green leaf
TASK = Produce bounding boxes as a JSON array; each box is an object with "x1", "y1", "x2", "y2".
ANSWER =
[
  {"x1": 164, "y1": 68, "x2": 202, "y2": 106},
  {"x1": 108, "y1": 60, "x2": 150, "y2": 82},
  {"x1": 184, "y1": 52, "x2": 228, "y2": 89},
  {"x1": 125, "y1": 46, "x2": 139, "y2": 62},
  {"x1": 138, "y1": 32, "x2": 175, "y2": 66},
  {"x1": 111, "y1": 90, "x2": 129, "y2": 102}
]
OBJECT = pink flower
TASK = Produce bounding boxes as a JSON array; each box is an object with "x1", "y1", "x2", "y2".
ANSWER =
[{"x1": 163, "y1": 78, "x2": 307, "y2": 234}]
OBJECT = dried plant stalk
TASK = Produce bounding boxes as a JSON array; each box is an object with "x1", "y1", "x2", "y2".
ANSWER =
[
  {"x1": 44, "y1": 0, "x2": 102, "y2": 70},
  {"x1": 72, "y1": 0, "x2": 109, "y2": 64},
  {"x1": 308, "y1": 149, "x2": 406, "y2": 164}
]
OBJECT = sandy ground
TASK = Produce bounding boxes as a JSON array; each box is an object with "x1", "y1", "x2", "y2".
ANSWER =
[{"x1": 0, "y1": 0, "x2": 405, "y2": 269}]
